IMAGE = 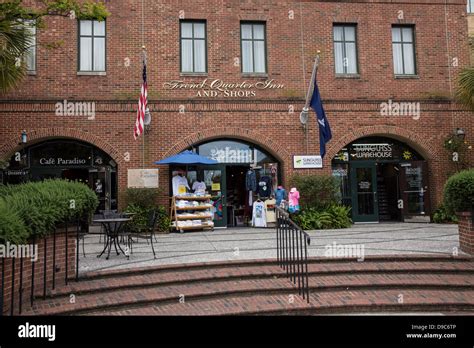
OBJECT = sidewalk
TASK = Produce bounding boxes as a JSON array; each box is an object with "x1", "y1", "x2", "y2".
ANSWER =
[{"x1": 79, "y1": 223, "x2": 460, "y2": 274}]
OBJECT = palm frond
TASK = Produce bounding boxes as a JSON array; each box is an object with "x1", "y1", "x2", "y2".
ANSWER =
[{"x1": 455, "y1": 67, "x2": 474, "y2": 111}]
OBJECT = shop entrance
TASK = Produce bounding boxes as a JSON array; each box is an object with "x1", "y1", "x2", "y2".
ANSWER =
[
  {"x1": 2, "y1": 139, "x2": 118, "y2": 212},
  {"x1": 332, "y1": 136, "x2": 430, "y2": 223},
  {"x1": 170, "y1": 139, "x2": 281, "y2": 229},
  {"x1": 351, "y1": 162, "x2": 378, "y2": 223}
]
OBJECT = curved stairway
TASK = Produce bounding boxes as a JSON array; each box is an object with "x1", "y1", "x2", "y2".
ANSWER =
[{"x1": 21, "y1": 255, "x2": 474, "y2": 315}]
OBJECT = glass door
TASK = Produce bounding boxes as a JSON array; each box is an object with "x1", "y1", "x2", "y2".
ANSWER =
[
  {"x1": 203, "y1": 165, "x2": 227, "y2": 228},
  {"x1": 89, "y1": 168, "x2": 110, "y2": 212},
  {"x1": 350, "y1": 162, "x2": 379, "y2": 222},
  {"x1": 399, "y1": 161, "x2": 430, "y2": 220}
]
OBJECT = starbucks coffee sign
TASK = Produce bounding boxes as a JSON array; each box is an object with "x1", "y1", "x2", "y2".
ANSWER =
[{"x1": 163, "y1": 79, "x2": 284, "y2": 98}]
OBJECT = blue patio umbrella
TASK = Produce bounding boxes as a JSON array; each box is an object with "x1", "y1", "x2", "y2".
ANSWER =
[{"x1": 154, "y1": 150, "x2": 218, "y2": 165}]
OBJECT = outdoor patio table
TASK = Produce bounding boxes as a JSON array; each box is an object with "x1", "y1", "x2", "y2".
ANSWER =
[{"x1": 93, "y1": 218, "x2": 131, "y2": 260}]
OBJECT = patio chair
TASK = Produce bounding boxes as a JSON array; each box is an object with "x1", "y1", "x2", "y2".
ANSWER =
[{"x1": 128, "y1": 210, "x2": 158, "y2": 259}]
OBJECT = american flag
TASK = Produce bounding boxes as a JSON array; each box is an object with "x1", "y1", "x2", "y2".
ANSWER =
[{"x1": 133, "y1": 61, "x2": 147, "y2": 140}]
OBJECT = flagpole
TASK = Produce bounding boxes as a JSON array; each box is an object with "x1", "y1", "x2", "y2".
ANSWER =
[
  {"x1": 142, "y1": 46, "x2": 146, "y2": 169},
  {"x1": 302, "y1": 50, "x2": 321, "y2": 113},
  {"x1": 301, "y1": 51, "x2": 320, "y2": 156}
]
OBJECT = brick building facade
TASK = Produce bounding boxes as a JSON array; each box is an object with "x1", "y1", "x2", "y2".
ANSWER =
[{"x1": 0, "y1": 0, "x2": 472, "y2": 224}]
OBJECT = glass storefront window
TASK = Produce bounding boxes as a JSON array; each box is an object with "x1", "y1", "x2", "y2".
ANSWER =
[{"x1": 195, "y1": 139, "x2": 276, "y2": 165}]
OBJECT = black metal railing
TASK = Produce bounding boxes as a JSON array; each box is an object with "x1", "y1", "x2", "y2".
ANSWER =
[
  {"x1": 0, "y1": 218, "x2": 85, "y2": 316},
  {"x1": 276, "y1": 206, "x2": 311, "y2": 303}
]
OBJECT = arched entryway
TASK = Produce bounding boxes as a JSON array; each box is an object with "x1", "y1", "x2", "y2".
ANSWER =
[
  {"x1": 1, "y1": 139, "x2": 118, "y2": 212},
  {"x1": 169, "y1": 138, "x2": 281, "y2": 228},
  {"x1": 331, "y1": 136, "x2": 430, "y2": 223}
]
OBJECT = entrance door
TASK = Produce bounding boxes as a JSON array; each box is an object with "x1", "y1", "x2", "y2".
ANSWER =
[
  {"x1": 203, "y1": 165, "x2": 227, "y2": 228},
  {"x1": 399, "y1": 161, "x2": 430, "y2": 221},
  {"x1": 351, "y1": 162, "x2": 379, "y2": 222},
  {"x1": 89, "y1": 168, "x2": 111, "y2": 212}
]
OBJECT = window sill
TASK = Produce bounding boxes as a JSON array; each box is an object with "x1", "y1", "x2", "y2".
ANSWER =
[
  {"x1": 241, "y1": 73, "x2": 268, "y2": 78},
  {"x1": 26, "y1": 71, "x2": 37, "y2": 76},
  {"x1": 77, "y1": 71, "x2": 107, "y2": 76},
  {"x1": 394, "y1": 74, "x2": 419, "y2": 79},
  {"x1": 180, "y1": 72, "x2": 208, "y2": 77},
  {"x1": 335, "y1": 74, "x2": 360, "y2": 79}
]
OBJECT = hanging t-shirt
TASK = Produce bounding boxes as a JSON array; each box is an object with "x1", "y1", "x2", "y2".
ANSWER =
[
  {"x1": 274, "y1": 188, "x2": 287, "y2": 206},
  {"x1": 264, "y1": 198, "x2": 276, "y2": 223},
  {"x1": 288, "y1": 189, "x2": 300, "y2": 213},
  {"x1": 192, "y1": 181, "x2": 206, "y2": 194},
  {"x1": 246, "y1": 170, "x2": 257, "y2": 191},
  {"x1": 172, "y1": 175, "x2": 190, "y2": 196},
  {"x1": 258, "y1": 176, "x2": 272, "y2": 198},
  {"x1": 252, "y1": 201, "x2": 267, "y2": 227}
]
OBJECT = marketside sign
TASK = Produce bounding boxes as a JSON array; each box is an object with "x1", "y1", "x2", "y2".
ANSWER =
[{"x1": 293, "y1": 155, "x2": 323, "y2": 169}]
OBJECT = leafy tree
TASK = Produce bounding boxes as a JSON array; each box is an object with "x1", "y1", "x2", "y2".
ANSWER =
[
  {"x1": 0, "y1": 0, "x2": 109, "y2": 93},
  {"x1": 456, "y1": 67, "x2": 474, "y2": 111}
]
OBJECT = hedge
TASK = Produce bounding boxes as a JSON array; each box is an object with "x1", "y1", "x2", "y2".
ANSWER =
[
  {"x1": 443, "y1": 169, "x2": 474, "y2": 215},
  {"x1": 0, "y1": 179, "x2": 99, "y2": 243},
  {"x1": 288, "y1": 174, "x2": 340, "y2": 210}
]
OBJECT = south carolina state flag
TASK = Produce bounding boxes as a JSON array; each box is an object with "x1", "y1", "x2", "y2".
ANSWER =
[{"x1": 310, "y1": 80, "x2": 332, "y2": 158}]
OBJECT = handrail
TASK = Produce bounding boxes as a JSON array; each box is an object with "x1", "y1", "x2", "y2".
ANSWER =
[
  {"x1": 0, "y1": 218, "x2": 84, "y2": 316},
  {"x1": 275, "y1": 206, "x2": 311, "y2": 303}
]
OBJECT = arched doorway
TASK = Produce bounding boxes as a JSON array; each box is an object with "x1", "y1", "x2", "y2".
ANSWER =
[
  {"x1": 170, "y1": 138, "x2": 281, "y2": 228},
  {"x1": 331, "y1": 136, "x2": 430, "y2": 223},
  {"x1": 2, "y1": 139, "x2": 118, "y2": 212}
]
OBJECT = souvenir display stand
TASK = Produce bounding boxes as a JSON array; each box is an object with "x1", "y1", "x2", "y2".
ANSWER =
[{"x1": 170, "y1": 195, "x2": 214, "y2": 233}]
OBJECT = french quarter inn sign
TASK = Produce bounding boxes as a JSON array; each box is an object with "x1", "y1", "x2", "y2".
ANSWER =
[{"x1": 163, "y1": 79, "x2": 284, "y2": 98}]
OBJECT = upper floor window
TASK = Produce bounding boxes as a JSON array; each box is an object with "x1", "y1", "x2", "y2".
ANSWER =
[
  {"x1": 79, "y1": 20, "x2": 106, "y2": 72},
  {"x1": 333, "y1": 24, "x2": 358, "y2": 75},
  {"x1": 468, "y1": 0, "x2": 474, "y2": 13},
  {"x1": 23, "y1": 20, "x2": 36, "y2": 72},
  {"x1": 241, "y1": 22, "x2": 267, "y2": 74},
  {"x1": 180, "y1": 21, "x2": 207, "y2": 73},
  {"x1": 392, "y1": 26, "x2": 416, "y2": 76}
]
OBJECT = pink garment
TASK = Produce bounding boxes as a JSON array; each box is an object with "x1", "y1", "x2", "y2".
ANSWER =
[{"x1": 289, "y1": 189, "x2": 300, "y2": 207}]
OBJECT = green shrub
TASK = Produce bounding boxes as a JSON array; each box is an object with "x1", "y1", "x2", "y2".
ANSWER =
[
  {"x1": 288, "y1": 174, "x2": 340, "y2": 210},
  {"x1": 443, "y1": 169, "x2": 474, "y2": 215},
  {"x1": 0, "y1": 179, "x2": 99, "y2": 243},
  {"x1": 0, "y1": 199, "x2": 28, "y2": 244},
  {"x1": 293, "y1": 205, "x2": 352, "y2": 230},
  {"x1": 432, "y1": 204, "x2": 458, "y2": 224},
  {"x1": 123, "y1": 188, "x2": 169, "y2": 232}
]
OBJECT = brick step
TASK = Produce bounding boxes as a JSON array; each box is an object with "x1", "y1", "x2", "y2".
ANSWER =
[
  {"x1": 79, "y1": 255, "x2": 472, "y2": 281},
  {"x1": 22, "y1": 272, "x2": 474, "y2": 315},
  {"x1": 89, "y1": 289, "x2": 474, "y2": 316},
  {"x1": 45, "y1": 260, "x2": 474, "y2": 299}
]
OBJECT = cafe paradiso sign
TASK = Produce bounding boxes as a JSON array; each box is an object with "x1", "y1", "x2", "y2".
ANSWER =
[{"x1": 163, "y1": 79, "x2": 284, "y2": 98}]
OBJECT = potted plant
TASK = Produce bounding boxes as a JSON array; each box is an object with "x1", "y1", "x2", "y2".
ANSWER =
[{"x1": 443, "y1": 169, "x2": 474, "y2": 255}]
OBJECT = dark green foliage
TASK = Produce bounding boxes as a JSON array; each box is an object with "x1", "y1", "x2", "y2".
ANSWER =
[
  {"x1": 432, "y1": 204, "x2": 458, "y2": 224},
  {"x1": 443, "y1": 169, "x2": 474, "y2": 215},
  {"x1": 293, "y1": 205, "x2": 352, "y2": 230},
  {"x1": 123, "y1": 188, "x2": 170, "y2": 233},
  {"x1": 288, "y1": 174, "x2": 340, "y2": 210},
  {"x1": 0, "y1": 179, "x2": 99, "y2": 243}
]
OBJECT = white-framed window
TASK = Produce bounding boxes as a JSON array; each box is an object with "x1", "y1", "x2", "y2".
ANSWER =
[
  {"x1": 468, "y1": 0, "x2": 474, "y2": 13},
  {"x1": 392, "y1": 26, "x2": 416, "y2": 76},
  {"x1": 241, "y1": 22, "x2": 267, "y2": 74},
  {"x1": 78, "y1": 20, "x2": 106, "y2": 72},
  {"x1": 180, "y1": 21, "x2": 207, "y2": 73},
  {"x1": 333, "y1": 24, "x2": 358, "y2": 75},
  {"x1": 23, "y1": 20, "x2": 36, "y2": 72}
]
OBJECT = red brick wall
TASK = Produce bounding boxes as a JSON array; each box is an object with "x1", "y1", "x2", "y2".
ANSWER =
[
  {"x1": 458, "y1": 212, "x2": 474, "y2": 255},
  {"x1": 0, "y1": 0, "x2": 472, "y2": 211},
  {"x1": 1, "y1": 230, "x2": 77, "y2": 316}
]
